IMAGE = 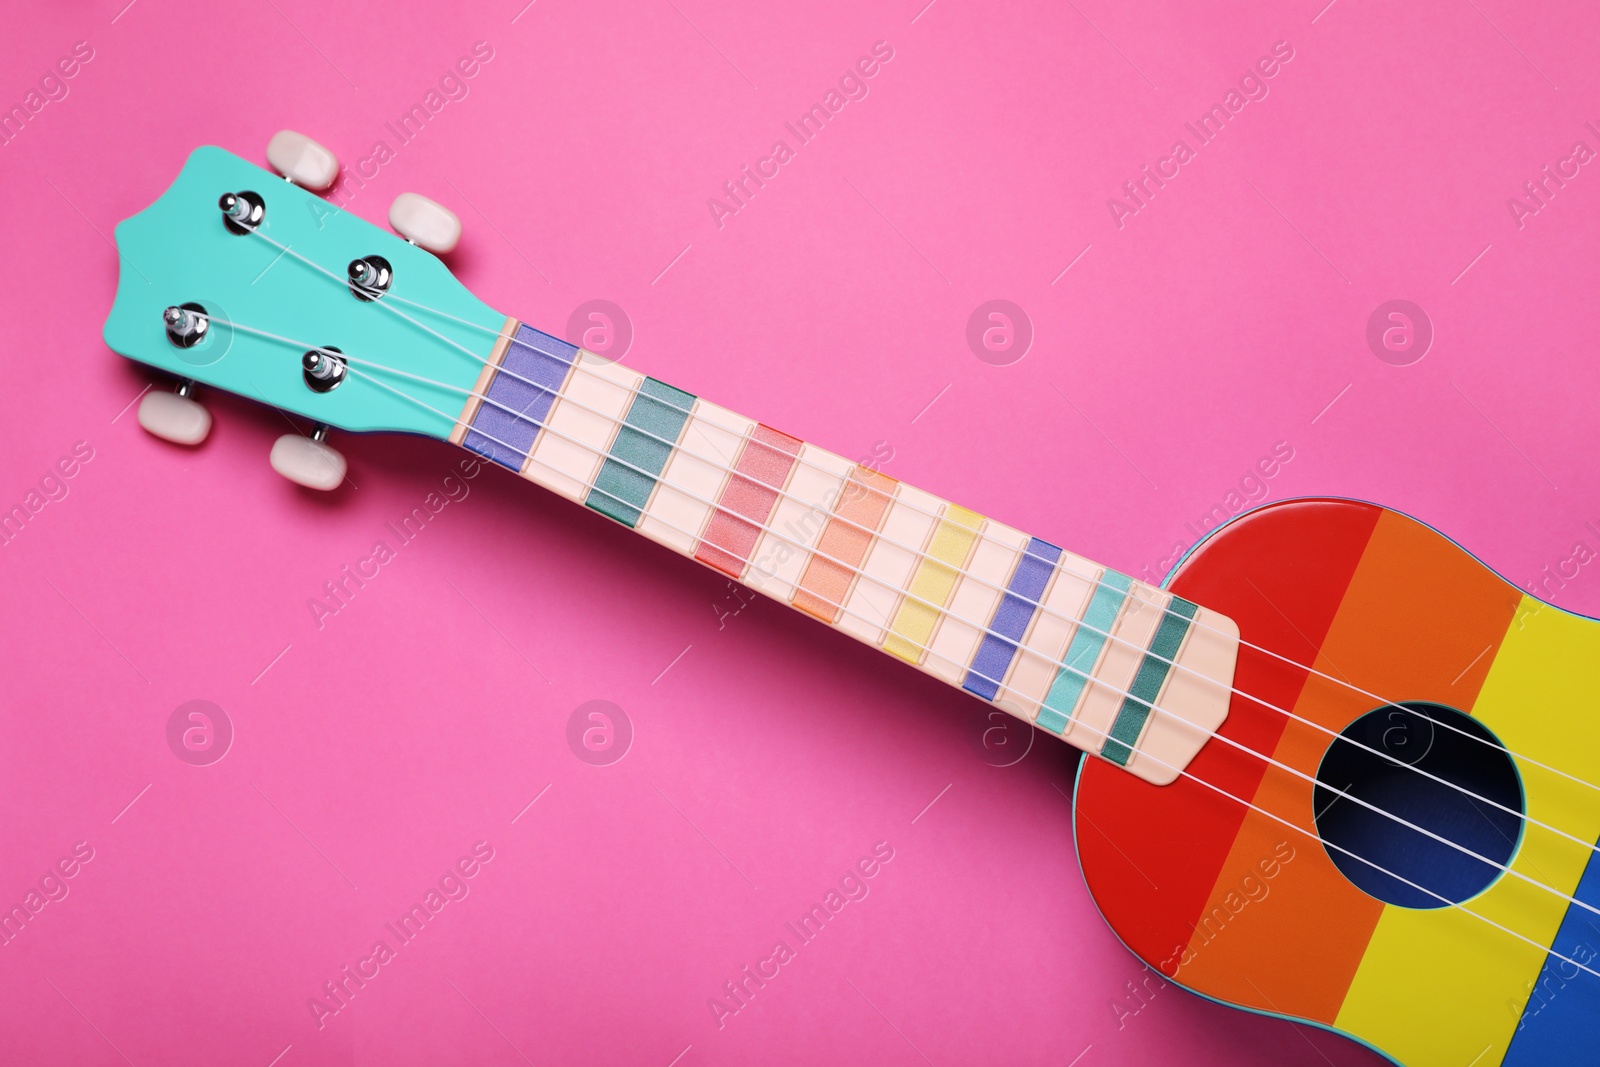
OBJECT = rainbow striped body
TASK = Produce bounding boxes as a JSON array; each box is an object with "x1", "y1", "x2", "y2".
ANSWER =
[
  {"x1": 446, "y1": 319, "x2": 1237, "y2": 783},
  {"x1": 1077, "y1": 499, "x2": 1600, "y2": 1066}
]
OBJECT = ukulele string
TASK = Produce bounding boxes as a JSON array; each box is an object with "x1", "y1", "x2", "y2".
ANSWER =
[
  {"x1": 238, "y1": 226, "x2": 1598, "y2": 810},
  {"x1": 199, "y1": 305, "x2": 1600, "y2": 865},
  {"x1": 277, "y1": 327, "x2": 1600, "y2": 917},
  {"x1": 318, "y1": 353, "x2": 1600, "y2": 974},
  {"x1": 241, "y1": 229, "x2": 1294, "y2": 659},
  {"x1": 184, "y1": 286, "x2": 1600, "y2": 948},
  {"x1": 219, "y1": 230, "x2": 1600, "y2": 972},
  {"x1": 237, "y1": 227, "x2": 1596, "y2": 804}
]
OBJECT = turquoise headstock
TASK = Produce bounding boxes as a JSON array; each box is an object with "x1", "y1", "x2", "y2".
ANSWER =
[{"x1": 103, "y1": 145, "x2": 504, "y2": 439}]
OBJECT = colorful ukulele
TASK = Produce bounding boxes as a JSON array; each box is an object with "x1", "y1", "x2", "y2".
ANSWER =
[{"x1": 104, "y1": 137, "x2": 1600, "y2": 1067}]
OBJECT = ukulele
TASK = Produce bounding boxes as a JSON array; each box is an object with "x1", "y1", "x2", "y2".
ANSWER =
[{"x1": 104, "y1": 135, "x2": 1600, "y2": 1067}]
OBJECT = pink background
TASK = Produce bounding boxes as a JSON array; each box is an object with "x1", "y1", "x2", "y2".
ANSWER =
[{"x1": 3, "y1": 0, "x2": 1598, "y2": 1063}]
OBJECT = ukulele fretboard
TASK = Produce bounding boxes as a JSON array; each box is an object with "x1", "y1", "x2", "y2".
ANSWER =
[{"x1": 450, "y1": 319, "x2": 1239, "y2": 784}]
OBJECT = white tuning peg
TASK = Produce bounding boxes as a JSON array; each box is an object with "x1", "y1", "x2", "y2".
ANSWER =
[
  {"x1": 266, "y1": 130, "x2": 339, "y2": 191},
  {"x1": 138, "y1": 383, "x2": 211, "y2": 446},
  {"x1": 389, "y1": 192, "x2": 462, "y2": 254},
  {"x1": 270, "y1": 429, "x2": 346, "y2": 491}
]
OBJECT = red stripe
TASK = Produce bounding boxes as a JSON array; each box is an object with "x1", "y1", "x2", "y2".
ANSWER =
[
  {"x1": 694, "y1": 425, "x2": 802, "y2": 579},
  {"x1": 1074, "y1": 499, "x2": 1382, "y2": 979}
]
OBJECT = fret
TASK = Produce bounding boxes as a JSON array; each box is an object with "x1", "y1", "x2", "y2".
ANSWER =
[
  {"x1": 924, "y1": 519, "x2": 1028, "y2": 686},
  {"x1": 992, "y1": 549, "x2": 1098, "y2": 722},
  {"x1": 793, "y1": 465, "x2": 897, "y2": 624},
  {"x1": 586, "y1": 377, "x2": 696, "y2": 527},
  {"x1": 1064, "y1": 583, "x2": 1170, "y2": 752},
  {"x1": 449, "y1": 318, "x2": 1238, "y2": 785},
  {"x1": 1038, "y1": 571, "x2": 1130, "y2": 734},
  {"x1": 883, "y1": 504, "x2": 985, "y2": 664},
  {"x1": 1102, "y1": 597, "x2": 1199, "y2": 765},
  {"x1": 748, "y1": 444, "x2": 855, "y2": 600},
  {"x1": 836, "y1": 482, "x2": 941, "y2": 645},
  {"x1": 638, "y1": 399, "x2": 752, "y2": 555},
  {"x1": 694, "y1": 424, "x2": 803, "y2": 579},
  {"x1": 526, "y1": 352, "x2": 640, "y2": 501},
  {"x1": 452, "y1": 315, "x2": 517, "y2": 441},
  {"x1": 457, "y1": 321, "x2": 575, "y2": 470},
  {"x1": 964, "y1": 535, "x2": 1063, "y2": 702},
  {"x1": 1125, "y1": 606, "x2": 1236, "y2": 784}
]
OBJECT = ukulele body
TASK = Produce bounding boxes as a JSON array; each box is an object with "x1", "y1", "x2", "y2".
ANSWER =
[{"x1": 1074, "y1": 498, "x2": 1600, "y2": 1066}]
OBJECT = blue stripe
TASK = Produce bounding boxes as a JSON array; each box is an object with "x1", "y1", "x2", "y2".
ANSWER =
[
  {"x1": 464, "y1": 324, "x2": 578, "y2": 470},
  {"x1": 1503, "y1": 828, "x2": 1600, "y2": 1064},
  {"x1": 1036, "y1": 570, "x2": 1132, "y2": 735},
  {"x1": 963, "y1": 537, "x2": 1062, "y2": 701}
]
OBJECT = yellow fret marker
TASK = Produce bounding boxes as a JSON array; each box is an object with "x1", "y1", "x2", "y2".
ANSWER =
[{"x1": 883, "y1": 505, "x2": 985, "y2": 664}]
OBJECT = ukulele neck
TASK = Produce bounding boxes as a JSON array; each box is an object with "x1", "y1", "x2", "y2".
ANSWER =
[{"x1": 450, "y1": 317, "x2": 1239, "y2": 785}]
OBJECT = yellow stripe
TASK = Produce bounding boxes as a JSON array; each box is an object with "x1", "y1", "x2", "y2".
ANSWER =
[
  {"x1": 1334, "y1": 595, "x2": 1600, "y2": 1067},
  {"x1": 883, "y1": 505, "x2": 984, "y2": 664}
]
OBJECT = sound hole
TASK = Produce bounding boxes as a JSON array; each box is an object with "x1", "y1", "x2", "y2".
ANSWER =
[{"x1": 1313, "y1": 702, "x2": 1523, "y2": 908}]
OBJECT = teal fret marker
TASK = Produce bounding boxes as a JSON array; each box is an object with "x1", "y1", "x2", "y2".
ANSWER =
[
  {"x1": 1035, "y1": 570, "x2": 1132, "y2": 735},
  {"x1": 1100, "y1": 597, "x2": 1198, "y2": 766},
  {"x1": 586, "y1": 378, "x2": 695, "y2": 527}
]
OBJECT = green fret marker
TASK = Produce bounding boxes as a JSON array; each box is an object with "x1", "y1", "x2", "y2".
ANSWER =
[
  {"x1": 1101, "y1": 597, "x2": 1198, "y2": 766},
  {"x1": 586, "y1": 378, "x2": 695, "y2": 527}
]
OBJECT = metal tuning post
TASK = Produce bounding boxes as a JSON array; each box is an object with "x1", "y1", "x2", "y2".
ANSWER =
[
  {"x1": 217, "y1": 190, "x2": 265, "y2": 234},
  {"x1": 345, "y1": 257, "x2": 392, "y2": 301},
  {"x1": 302, "y1": 346, "x2": 348, "y2": 391},
  {"x1": 163, "y1": 303, "x2": 209, "y2": 348}
]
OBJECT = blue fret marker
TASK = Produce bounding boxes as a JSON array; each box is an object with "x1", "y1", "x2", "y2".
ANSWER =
[
  {"x1": 1036, "y1": 570, "x2": 1132, "y2": 735},
  {"x1": 464, "y1": 324, "x2": 577, "y2": 470},
  {"x1": 963, "y1": 537, "x2": 1063, "y2": 701}
]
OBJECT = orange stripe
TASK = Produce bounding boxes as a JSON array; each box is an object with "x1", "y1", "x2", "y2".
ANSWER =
[
  {"x1": 792, "y1": 466, "x2": 897, "y2": 622},
  {"x1": 1174, "y1": 509, "x2": 1520, "y2": 1022},
  {"x1": 1075, "y1": 500, "x2": 1382, "y2": 985}
]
